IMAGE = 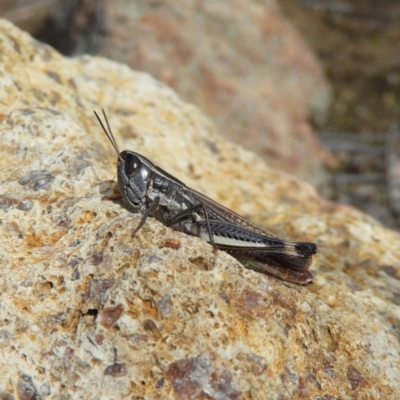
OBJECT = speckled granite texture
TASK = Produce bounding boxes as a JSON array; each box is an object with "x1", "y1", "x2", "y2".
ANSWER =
[{"x1": 0, "y1": 20, "x2": 400, "y2": 399}]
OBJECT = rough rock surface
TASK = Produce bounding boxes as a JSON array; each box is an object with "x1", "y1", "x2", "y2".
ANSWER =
[
  {"x1": 0, "y1": 20, "x2": 400, "y2": 400},
  {"x1": 99, "y1": 0, "x2": 332, "y2": 185}
]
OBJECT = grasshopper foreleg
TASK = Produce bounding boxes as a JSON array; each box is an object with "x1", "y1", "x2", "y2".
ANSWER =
[{"x1": 132, "y1": 196, "x2": 160, "y2": 236}]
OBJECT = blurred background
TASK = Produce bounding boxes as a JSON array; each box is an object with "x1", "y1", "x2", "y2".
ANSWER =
[{"x1": 2, "y1": 0, "x2": 400, "y2": 230}]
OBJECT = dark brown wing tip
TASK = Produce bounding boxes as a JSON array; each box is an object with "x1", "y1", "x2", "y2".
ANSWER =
[{"x1": 295, "y1": 242, "x2": 317, "y2": 256}]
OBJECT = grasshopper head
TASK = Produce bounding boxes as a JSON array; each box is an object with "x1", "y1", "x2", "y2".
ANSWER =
[
  {"x1": 94, "y1": 109, "x2": 155, "y2": 210},
  {"x1": 117, "y1": 150, "x2": 154, "y2": 208}
]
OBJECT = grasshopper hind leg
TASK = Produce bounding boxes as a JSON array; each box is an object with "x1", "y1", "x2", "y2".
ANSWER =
[{"x1": 239, "y1": 258, "x2": 314, "y2": 285}]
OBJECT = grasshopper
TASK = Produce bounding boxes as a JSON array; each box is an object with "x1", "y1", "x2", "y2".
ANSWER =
[{"x1": 94, "y1": 110, "x2": 316, "y2": 284}]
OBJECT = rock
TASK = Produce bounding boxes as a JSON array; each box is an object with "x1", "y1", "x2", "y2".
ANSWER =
[
  {"x1": 0, "y1": 19, "x2": 400, "y2": 399},
  {"x1": 96, "y1": 0, "x2": 333, "y2": 185},
  {"x1": 17, "y1": 0, "x2": 333, "y2": 184}
]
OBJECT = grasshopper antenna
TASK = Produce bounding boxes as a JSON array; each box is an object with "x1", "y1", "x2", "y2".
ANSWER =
[{"x1": 94, "y1": 108, "x2": 120, "y2": 155}]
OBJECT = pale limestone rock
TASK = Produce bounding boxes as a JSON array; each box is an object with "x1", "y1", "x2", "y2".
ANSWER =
[{"x1": 0, "y1": 20, "x2": 399, "y2": 400}]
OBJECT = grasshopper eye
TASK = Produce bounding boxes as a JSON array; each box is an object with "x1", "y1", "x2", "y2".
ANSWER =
[{"x1": 124, "y1": 153, "x2": 141, "y2": 177}]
